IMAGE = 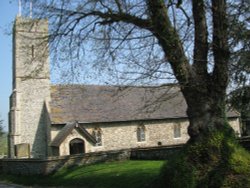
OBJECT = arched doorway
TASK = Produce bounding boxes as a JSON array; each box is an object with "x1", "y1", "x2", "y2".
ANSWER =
[{"x1": 69, "y1": 138, "x2": 85, "y2": 155}]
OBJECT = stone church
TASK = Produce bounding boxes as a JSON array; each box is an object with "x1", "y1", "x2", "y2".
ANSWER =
[{"x1": 8, "y1": 17, "x2": 241, "y2": 159}]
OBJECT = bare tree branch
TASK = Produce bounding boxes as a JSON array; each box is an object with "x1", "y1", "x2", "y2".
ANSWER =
[
  {"x1": 146, "y1": 0, "x2": 192, "y2": 86},
  {"x1": 192, "y1": 0, "x2": 209, "y2": 80}
]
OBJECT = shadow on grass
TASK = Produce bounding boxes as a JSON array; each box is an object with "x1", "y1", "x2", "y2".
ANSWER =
[
  {"x1": 52, "y1": 160, "x2": 164, "y2": 188},
  {"x1": 0, "y1": 160, "x2": 165, "y2": 188}
]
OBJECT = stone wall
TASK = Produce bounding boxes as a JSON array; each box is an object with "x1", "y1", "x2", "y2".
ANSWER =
[
  {"x1": 0, "y1": 145, "x2": 182, "y2": 175},
  {"x1": 0, "y1": 149, "x2": 131, "y2": 175},
  {"x1": 130, "y1": 144, "x2": 183, "y2": 160},
  {"x1": 16, "y1": 80, "x2": 50, "y2": 158},
  {"x1": 51, "y1": 119, "x2": 190, "y2": 156},
  {"x1": 51, "y1": 118, "x2": 240, "y2": 156}
]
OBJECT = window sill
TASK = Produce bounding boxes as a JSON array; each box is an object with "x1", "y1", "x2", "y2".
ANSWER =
[
  {"x1": 93, "y1": 145, "x2": 103, "y2": 148},
  {"x1": 173, "y1": 137, "x2": 181, "y2": 139},
  {"x1": 137, "y1": 141, "x2": 146, "y2": 143}
]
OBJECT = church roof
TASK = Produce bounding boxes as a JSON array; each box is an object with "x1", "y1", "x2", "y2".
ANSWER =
[{"x1": 49, "y1": 84, "x2": 239, "y2": 124}]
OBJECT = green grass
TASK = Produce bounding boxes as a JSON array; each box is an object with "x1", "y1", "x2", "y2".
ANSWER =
[{"x1": 0, "y1": 160, "x2": 165, "y2": 188}]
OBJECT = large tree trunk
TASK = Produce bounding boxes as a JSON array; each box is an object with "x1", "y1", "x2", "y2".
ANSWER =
[{"x1": 182, "y1": 80, "x2": 233, "y2": 142}]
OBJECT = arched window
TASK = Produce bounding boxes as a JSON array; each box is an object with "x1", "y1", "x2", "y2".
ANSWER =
[
  {"x1": 69, "y1": 138, "x2": 85, "y2": 155},
  {"x1": 137, "y1": 125, "x2": 146, "y2": 142},
  {"x1": 93, "y1": 128, "x2": 102, "y2": 146},
  {"x1": 174, "y1": 123, "x2": 181, "y2": 138}
]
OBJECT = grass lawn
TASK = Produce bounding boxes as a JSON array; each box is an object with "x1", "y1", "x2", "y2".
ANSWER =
[{"x1": 0, "y1": 160, "x2": 165, "y2": 188}]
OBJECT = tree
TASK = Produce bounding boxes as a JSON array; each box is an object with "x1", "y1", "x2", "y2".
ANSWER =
[
  {"x1": 0, "y1": 118, "x2": 4, "y2": 137},
  {"x1": 22, "y1": 0, "x2": 250, "y2": 186}
]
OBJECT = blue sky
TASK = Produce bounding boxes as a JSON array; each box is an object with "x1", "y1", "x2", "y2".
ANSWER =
[{"x1": 0, "y1": 1, "x2": 17, "y2": 131}]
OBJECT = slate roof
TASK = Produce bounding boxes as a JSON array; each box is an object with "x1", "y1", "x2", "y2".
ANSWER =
[{"x1": 49, "y1": 84, "x2": 239, "y2": 124}]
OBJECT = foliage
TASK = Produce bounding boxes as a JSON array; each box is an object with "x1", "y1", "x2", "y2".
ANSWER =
[
  {"x1": 0, "y1": 160, "x2": 164, "y2": 188},
  {"x1": 228, "y1": 0, "x2": 250, "y2": 88},
  {"x1": 159, "y1": 128, "x2": 250, "y2": 188}
]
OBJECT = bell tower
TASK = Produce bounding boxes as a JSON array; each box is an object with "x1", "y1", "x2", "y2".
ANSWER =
[{"x1": 9, "y1": 16, "x2": 50, "y2": 158}]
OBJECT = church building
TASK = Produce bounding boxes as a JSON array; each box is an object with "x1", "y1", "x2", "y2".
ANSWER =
[{"x1": 8, "y1": 17, "x2": 241, "y2": 159}]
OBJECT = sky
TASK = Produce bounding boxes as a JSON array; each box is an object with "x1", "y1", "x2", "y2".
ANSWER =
[{"x1": 0, "y1": 1, "x2": 17, "y2": 131}]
